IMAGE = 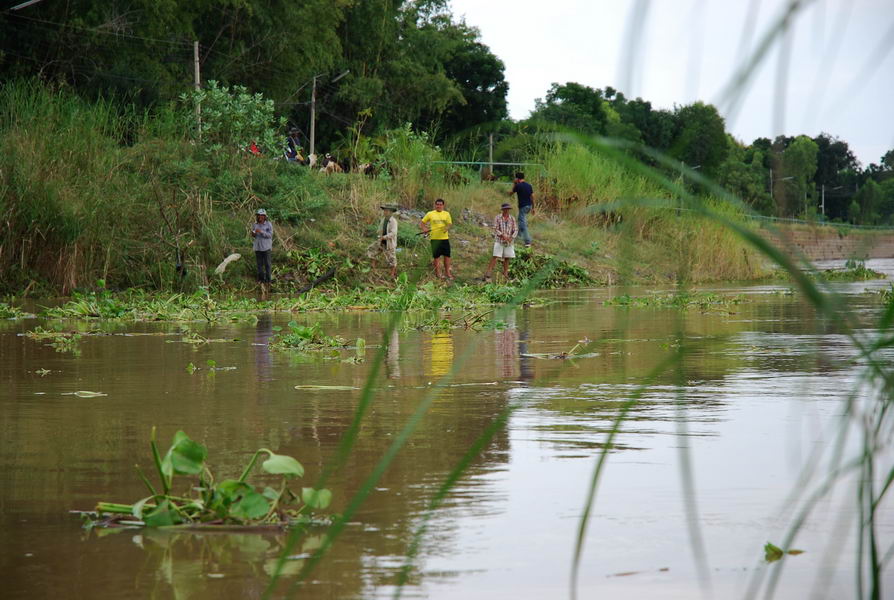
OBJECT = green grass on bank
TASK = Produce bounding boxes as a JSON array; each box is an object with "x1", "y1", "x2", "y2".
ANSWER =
[{"x1": 1, "y1": 80, "x2": 769, "y2": 297}]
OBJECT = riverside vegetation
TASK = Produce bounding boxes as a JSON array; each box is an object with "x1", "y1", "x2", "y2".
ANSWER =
[{"x1": 3, "y1": 80, "x2": 772, "y2": 300}]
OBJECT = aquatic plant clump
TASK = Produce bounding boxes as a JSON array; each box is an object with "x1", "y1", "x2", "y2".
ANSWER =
[
  {"x1": 0, "y1": 302, "x2": 30, "y2": 319},
  {"x1": 270, "y1": 321, "x2": 348, "y2": 353},
  {"x1": 604, "y1": 291, "x2": 744, "y2": 310},
  {"x1": 23, "y1": 325, "x2": 83, "y2": 355},
  {"x1": 79, "y1": 428, "x2": 332, "y2": 529},
  {"x1": 509, "y1": 247, "x2": 595, "y2": 288},
  {"x1": 819, "y1": 260, "x2": 885, "y2": 282}
]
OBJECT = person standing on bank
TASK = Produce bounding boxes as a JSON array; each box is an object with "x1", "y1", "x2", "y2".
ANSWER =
[
  {"x1": 483, "y1": 202, "x2": 518, "y2": 281},
  {"x1": 508, "y1": 171, "x2": 535, "y2": 247},
  {"x1": 420, "y1": 198, "x2": 454, "y2": 280},
  {"x1": 367, "y1": 204, "x2": 399, "y2": 279},
  {"x1": 251, "y1": 208, "x2": 273, "y2": 286}
]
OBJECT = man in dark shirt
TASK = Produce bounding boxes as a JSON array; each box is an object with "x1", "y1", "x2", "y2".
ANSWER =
[{"x1": 508, "y1": 172, "x2": 535, "y2": 247}]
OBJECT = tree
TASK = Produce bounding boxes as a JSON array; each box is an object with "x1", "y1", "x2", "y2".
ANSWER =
[
  {"x1": 854, "y1": 180, "x2": 883, "y2": 225},
  {"x1": 718, "y1": 137, "x2": 772, "y2": 214},
  {"x1": 437, "y1": 33, "x2": 508, "y2": 137},
  {"x1": 813, "y1": 133, "x2": 859, "y2": 187},
  {"x1": 669, "y1": 102, "x2": 729, "y2": 176},
  {"x1": 777, "y1": 135, "x2": 818, "y2": 217},
  {"x1": 528, "y1": 82, "x2": 608, "y2": 135}
]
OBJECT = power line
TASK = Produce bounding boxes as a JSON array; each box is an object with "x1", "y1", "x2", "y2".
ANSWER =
[{"x1": 4, "y1": 12, "x2": 194, "y2": 47}]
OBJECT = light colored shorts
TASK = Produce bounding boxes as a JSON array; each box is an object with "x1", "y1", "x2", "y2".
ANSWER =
[
  {"x1": 492, "y1": 241, "x2": 516, "y2": 258},
  {"x1": 366, "y1": 241, "x2": 397, "y2": 267}
]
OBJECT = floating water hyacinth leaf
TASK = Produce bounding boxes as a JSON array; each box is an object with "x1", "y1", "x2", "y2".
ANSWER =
[
  {"x1": 302, "y1": 488, "x2": 332, "y2": 509},
  {"x1": 62, "y1": 390, "x2": 107, "y2": 397},
  {"x1": 143, "y1": 500, "x2": 179, "y2": 527},
  {"x1": 185, "y1": 362, "x2": 197, "y2": 374},
  {"x1": 206, "y1": 359, "x2": 217, "y2": 368},
  {"x1": 230, "y1": 490, "x2": 270, "y2": 520},
  {"x1": 262, "y1": 453, "x2": 304, "y2": 478},
  {"x1": 160, "y1": 431, "x2": 207, "y2": 478},
  {"x1": 294, "y1": 385, "x2": 360, "y2": 390}
]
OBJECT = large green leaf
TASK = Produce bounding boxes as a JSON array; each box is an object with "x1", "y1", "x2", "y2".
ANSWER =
[
  {"x1": 262, "y1": 453, "x2": 304, "y2": 478},
  {"x1": 144, "y1": 500, "x2": 179, "y2": 527},
  {"x1": 301, "y1": 487, "x2": 332, "y2": 509},
  {"x1": 231, "y1": 490, "x2": 270, "y2": 521},
  {"x1": 216, "y1": 479, "x2": 251, "y2": 501},
  {"x1": 160, "y1": 431, "x2": 207, "y2": 481}
]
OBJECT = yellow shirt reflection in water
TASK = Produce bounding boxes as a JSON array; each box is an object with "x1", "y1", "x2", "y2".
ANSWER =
[{"x1": 428, "y1": 332, "x2": 454, "y2": 377}]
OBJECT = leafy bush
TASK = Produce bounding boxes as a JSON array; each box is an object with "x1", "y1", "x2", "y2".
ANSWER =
[{"x1": 180, "y1": 81, "x2": 285, "y2": 154}]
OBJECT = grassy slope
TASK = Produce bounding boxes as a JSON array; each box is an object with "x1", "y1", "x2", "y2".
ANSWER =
[{"x1": 1, "y1": 82, "x2": 768, "y2": 296}]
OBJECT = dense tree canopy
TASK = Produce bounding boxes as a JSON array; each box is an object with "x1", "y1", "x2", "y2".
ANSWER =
[{"x1": 0, "y1": 0, "x2": 506, "y2": 147}]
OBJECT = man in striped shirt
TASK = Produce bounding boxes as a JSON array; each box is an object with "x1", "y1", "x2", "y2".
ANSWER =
[{"x1": 483, "y1": 203, "x2": 518, "y2": 282}]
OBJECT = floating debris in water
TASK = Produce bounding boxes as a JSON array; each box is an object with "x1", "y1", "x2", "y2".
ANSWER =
[
  {"x1": 764, "y1": 542, "x2": 804, "y2": 563},
  {"x1": 62, "y1": 391, "x2": 108, "y2": 397},
  {"x1": 294, "y1": 385, "x2": 360, "y2": 391}
]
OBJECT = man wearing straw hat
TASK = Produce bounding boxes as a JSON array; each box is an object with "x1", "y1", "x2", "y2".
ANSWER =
[
  {"x1": 483, "y1": 202, "x2": 518, "y2": 282},
  {"x1": 367, "y1": 204, "x2": 399, "y2": 279}
]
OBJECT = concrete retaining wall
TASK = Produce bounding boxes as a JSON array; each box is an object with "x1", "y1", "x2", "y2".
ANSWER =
[{"x1": 757, "y1": 224, "x2": 894, "y2": 261}]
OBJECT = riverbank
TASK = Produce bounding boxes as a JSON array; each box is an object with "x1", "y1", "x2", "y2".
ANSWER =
[{"x1": 1, "y1": 82, "x2": 776, "y2": 297}]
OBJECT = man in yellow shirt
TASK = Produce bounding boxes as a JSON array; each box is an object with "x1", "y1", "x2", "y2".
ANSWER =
[{"x1": 420, "y1": 198, "x2": 454, "y2": 280}]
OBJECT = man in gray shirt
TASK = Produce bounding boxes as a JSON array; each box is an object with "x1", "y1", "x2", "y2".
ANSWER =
[{"x1": 251, "y1": 208, "x2": 274, "y2": 284}]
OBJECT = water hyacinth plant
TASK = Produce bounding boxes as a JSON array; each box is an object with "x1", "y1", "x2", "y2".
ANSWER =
[{"x1": 82, "y1": 428, "x2": 332, "y2": 529}]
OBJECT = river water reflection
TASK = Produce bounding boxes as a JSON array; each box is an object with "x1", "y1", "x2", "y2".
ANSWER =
[{"x1": 2, "y1": 260, "x2": 894, "y2": 599}]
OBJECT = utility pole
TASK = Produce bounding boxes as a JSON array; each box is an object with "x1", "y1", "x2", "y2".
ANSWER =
[
  {"x1": 193, "y1": 41, "x2": 201, "y2": 136},
  {"x1": 821, "y1": 184, "x2": 825, "y2": 216},
  {"x1": 309, "y1": 76, "x2": 317, "y2": 159},
  {"x1": 769, "y1": 168, "x2": 773, "y2": 208},
  {"x1": 488, "y1": 133, "x2": 494, "y2": 173}
]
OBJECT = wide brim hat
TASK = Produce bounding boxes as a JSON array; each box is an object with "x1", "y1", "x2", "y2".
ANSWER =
[
  {"x1": 500, "y1": 202, "x2": 512, "y2": 209},
  {"x1": 380, "y1": 204, "x2": 399, "y2": 211},
  {"x1": 256, "y1": 208, "x2": 267, "y2": 216}
]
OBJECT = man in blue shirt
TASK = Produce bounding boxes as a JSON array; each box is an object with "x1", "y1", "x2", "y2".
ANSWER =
[{"x1": 508, "y1": 171, "x2": 535, "y2": 247}]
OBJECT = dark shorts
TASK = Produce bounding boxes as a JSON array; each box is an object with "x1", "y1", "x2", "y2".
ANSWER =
[{"x1": 430, "y1": 239, "x2": 451, "y2": 258}]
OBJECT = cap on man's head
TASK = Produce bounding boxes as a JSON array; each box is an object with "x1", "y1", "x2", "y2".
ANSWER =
[
  {"x1": 380, "y1": 204, "x2": 398, "y2": 211},
  {"x1": 500, "y1": 202, "x2": 512, "y2": 210},
  {"x1": 256, "y1": 208, "x2": 267, "y2": 216},
  {"x1": 289, "y1": 128, "x2": 299, "y2": 134}
]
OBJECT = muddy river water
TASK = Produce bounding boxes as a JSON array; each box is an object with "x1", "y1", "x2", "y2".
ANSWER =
[{"x1": 3, "y1": 260, "x2": 894, "y2": 599}]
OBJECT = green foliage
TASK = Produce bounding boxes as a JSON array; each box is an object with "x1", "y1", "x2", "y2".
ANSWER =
[
  {"x1": 509, "y1": 248, "x2": 594, "y2": 288},
  {"x1": 604, "y1": 292, "x2": 744, "y2": 310},
  {"x1": 819, "y1": 261, "x2": 884, "y2": 281},
  {"x1": 24, "y1": 325, "x2": 83, "y2": 355},
  {"x1": 86, "y1": 429, "x2": 330, "y2": 528},
  {"x1": 0, "y1": 302, "x2": 28, "y2": 319},
  {"x1": 670, "y1": 102, "x2": 729, "y2": 176},
  {"x1": 776, "y1": 135, "x2": 819, "y2": 217},
  {"x1": 180, "y1": 81, "x2": 285, "y2": 154},
  {"x1": 271, "y1": 322, "x2": 347, "y2": 352}
]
